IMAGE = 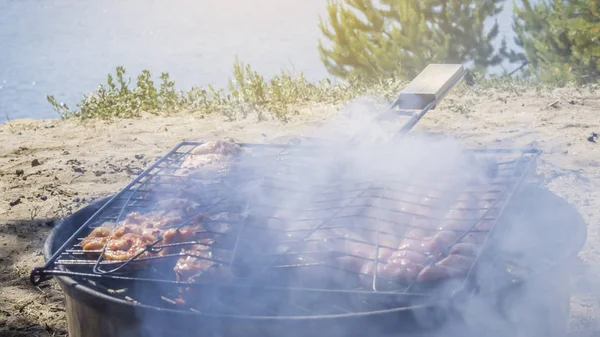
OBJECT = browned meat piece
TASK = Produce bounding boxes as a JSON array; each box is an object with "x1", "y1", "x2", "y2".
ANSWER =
[
  {"x1": 473, "y1": 197, "x2": 498, "y2": 231},
  {"x1": 117, "y1": 199, "x2": 203, "y2": 230},
  {"x1": 273, "y1": 227, "x2": 372, "y2": 288},
  {"x1": 162, "y1": 226, "x2": 201, "y2": 243},
  {"x1": 174, "y1": 240, "x2": 218, "y2": 281},
  {"x1": 416, "y1": 254, "x2": 475, "y2": 282},
  {"x1": 159, "y1": 226, "x2": 207, "y2": 256},
  {"x1": 412, "y1": 192, "x2": 496, "y2": 283},
  {"x1": 92, "y1": 224, "x2": 166, "y2": 261},
  {"x1": 204, "y1": 211, "x2": 239, "y2": 235},
  {"x1": 123, "y1": 211, "x2": 183, "y2": 229},
  {"x1": 81, "y1": 223, "x2": 161, "y2": 261},
  {"x1": 388, "y1": 250, "x2": 429, "y2": 265},
  {"x1": 412, "y1": 182, "x2": 450, "y2": 222},
  {"x1": 81, "y1": 208, "x2": 210, "y2": 262},
  {"x1": 171, "y1": 212, "x2": 240, "y2": 282},
  {"x1": 172, "y1": 230, "x2": 237, "y2": 297},
  {"x1": 188, "y1": 140, "x2": 242, "y2": 157},
  {"x1": 379, "y1": 257, "x2": 425, "y2": 283},
  {"x1": 172, "y1": 239, "x2": 233, "y2": 307},
  {"x1": 147, "y1": 140, "x2": 243, "y2": 195},
  {"x1": 80, "y1": 195, "x2": 212, "y2": 259},
  {"x1": 270, "y1": 184, "x2": 449, "y2": 289},
  {"x1": 111, "y1": 222, "x2": 160, "y2": 237},
  {"x1": 80, "y1": 227, "x2": 112, "y2": 251},
  {"x1": 104, "y1": 231, "x2": 158, "y2": 261},
  {"x1": 153, "y1": 198, "x2": 202, "y2": 217},
  {"x1": 394, "y1": 186, "x2": 440, "y2": 229},
  {"x1": 363, "y1": 229, "x2": 458, "y2": 286},
  {"x1": 396, "y1": 229, "x2": 457, "y2": 255},
  {"x1": 336, "y1": 238, "x2": 377, "y2": 274},
  {"x1": 447, "y1": 242, "x2": 479, "y2": 257},
  {"x1": 460, "y1": 232, "x2": 486, "y2": 244},
  {"x1": 357, "y1": 192, "x2": 485, "y2": 287},
  {"x1": 265, "y1": 180, "x2": 498, "y2": 289},
  {"x1": 174, "y1": 140, "x2": 243, "y2": 177},
  {"x1": 360, "y1": 249, "x2": 427, "y2": 288}
]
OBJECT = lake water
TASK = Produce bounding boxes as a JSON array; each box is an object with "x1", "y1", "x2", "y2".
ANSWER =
[{"x1": 0, "y1": 0, "x2": 521, "y2": 123}]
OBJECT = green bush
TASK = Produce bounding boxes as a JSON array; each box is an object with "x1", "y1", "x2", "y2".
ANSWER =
[
  {"x1": 47, "y1": 59, "x2": 390, "y2": 122},
  {"x1": 47, "y1": 66, "x2": 185, "y2": 119}
]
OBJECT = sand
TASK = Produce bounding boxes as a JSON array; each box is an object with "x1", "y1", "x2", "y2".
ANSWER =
[{"x1": 1, "y1": 84, "x2": 599, "y2": 336}]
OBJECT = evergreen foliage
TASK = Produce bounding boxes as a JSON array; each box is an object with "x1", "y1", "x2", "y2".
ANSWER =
[
  {"x1": 507, "y1": 0, "x2": 600, "y2": 84},
  {"x1": 318, "y1": 0, "x2": 505, "y2": 82}
]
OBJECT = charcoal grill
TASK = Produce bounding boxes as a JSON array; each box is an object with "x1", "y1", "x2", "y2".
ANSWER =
[
  {"x1": 30, "y1": 65, "x2": 587, "y2": 337},
  {"x1": 30, "y1": 143, "x2": 587, "y2": 337}
]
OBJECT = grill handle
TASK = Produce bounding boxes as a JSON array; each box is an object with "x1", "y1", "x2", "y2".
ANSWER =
[
  {"x1": 393, "y1": 66, "x2": 469, "y2": 137},
  {"x1": 30, "y1": 266, "x2": 52, "y2": 286},
  {"x1": 350, "y1": 65, "x2": 469, "y2": 143}
]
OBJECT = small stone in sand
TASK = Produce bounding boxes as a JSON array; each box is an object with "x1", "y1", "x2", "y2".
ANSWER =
[
  {"x1": 39, "y1": 195, "x2": 48, "y2": 201},
  {"x1": 72, "y1": 166, "x2": 85, "y2": 173},
  {"x1": 66, "y1": 159, "x2": 81, "y2": 166},
  {"x1": 31, "y1": 159, "x2": 42, "y2": 167},
  {"x1": 9, "y1": 198, "x2": 21, "y2": 207},
  {"x1": 15, "y1": 169, "x2": 24, "y2": 176},
  {"x1": 134, "y1": 154, "x2": 144, "y2": 160}
]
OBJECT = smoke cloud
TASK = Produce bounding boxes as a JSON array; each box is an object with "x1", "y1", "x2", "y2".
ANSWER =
[
  {"x1": 127, "y1": 95, "x2": 586, "y2": 337},
  {"x1": 232, "y1": 96, "x2": 583, "y2": 337}
]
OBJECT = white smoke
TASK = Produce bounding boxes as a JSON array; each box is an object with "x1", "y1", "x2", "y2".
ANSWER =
[
  {"x1": 124, "y1": 95, "x2": 585, "y2": 337},
  {"x1": 228, "y1": 96, "x2": 584, "y2": 337}
]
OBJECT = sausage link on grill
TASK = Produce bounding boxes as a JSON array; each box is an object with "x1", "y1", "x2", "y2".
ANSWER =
[{"x1": 353, "y1": 190, "x2": 490, "y2": 289}]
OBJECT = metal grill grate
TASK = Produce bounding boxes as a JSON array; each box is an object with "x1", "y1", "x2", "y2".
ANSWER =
[{"x1": 31, "y1": 142, "x2": 540, "y2": 316}]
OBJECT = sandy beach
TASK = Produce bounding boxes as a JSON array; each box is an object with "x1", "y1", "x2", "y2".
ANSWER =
[{"x1": 1, "y1": 84, "x2": 599, "y2": 336}]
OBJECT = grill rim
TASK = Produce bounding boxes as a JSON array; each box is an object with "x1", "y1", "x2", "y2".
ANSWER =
[{"x1": 42, "y1": 183, "x2": 588, "y2": 321}]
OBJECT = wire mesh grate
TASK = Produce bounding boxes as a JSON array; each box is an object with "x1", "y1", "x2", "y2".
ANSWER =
[{"x1": 31, "y1": 141, "x2": 540, "y2": 316}]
